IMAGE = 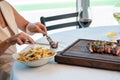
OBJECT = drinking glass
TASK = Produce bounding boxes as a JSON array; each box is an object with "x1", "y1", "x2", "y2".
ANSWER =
[
  {"x1": 78, "y1": 4, "x2": 92, "y2": 28},
  {"x1": 113, "y1": 1, "x2": 120, "y2": 23},
  {"x1": 79, "y1": 11, "x2": 92, "y2": 28}
]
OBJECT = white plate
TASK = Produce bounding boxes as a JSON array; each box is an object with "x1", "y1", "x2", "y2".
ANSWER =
[{"x1": 12, "y1": 44, "x2": 56, "y2": 67}]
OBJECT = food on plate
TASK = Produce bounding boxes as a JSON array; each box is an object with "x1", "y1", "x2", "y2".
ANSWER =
[
  {"x1": 88, "y1": 40, "x2": 120, "y2": 56},
  {"x1": 106, "y1": 32, "x2": 118, "y2": 37},
  {"x1": 106, "y1": 32, "x2": 118, "y2": 42},
  {"x1": 17, "y1": 46, "x2": 55, "y2": 62}
]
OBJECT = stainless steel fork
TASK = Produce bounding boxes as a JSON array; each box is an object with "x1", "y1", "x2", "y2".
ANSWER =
[{"x1": 45, "y1": 34, "x2": 58, "y2": 49}]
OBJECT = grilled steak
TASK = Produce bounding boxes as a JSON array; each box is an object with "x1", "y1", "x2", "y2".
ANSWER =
[{"x1": 88, "y1": 40, "x2": 120, "y2": 56}]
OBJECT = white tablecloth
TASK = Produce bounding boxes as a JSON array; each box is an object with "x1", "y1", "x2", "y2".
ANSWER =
[{"x1": 11, "y1": 25, "x2": 120, "y2": 80}]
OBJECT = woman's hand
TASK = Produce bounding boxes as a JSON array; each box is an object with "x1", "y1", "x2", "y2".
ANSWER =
[
  {"x1": 0, "y1": 32, "x2": 34, "y2": 54},
  {"x1": 9, "y1": 32, "x2": 34, "y2": 45},
  {"x1": 26, "y1": 22, "x2": 47, "y2": 35}
]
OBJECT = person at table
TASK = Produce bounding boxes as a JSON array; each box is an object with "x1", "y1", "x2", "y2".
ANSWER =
[{"x1": 0, "y1": 0, "x2": 47, "y2": 80}]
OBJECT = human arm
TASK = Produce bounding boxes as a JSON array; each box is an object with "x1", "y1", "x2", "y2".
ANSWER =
[
  {"x1": 0, "y1": 32, "x2": 34, "y2": 55},
  {"x1": 26, "y1": 22, "x2": 47, "y2": 35},
  {"x1": 9, "y1": 3, "x2": 47, "y2": 35}
]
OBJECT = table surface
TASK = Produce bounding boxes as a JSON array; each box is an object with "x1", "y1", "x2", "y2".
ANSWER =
[{"x1": 11, "y1": 25, "x2": 120, "y2": 80}]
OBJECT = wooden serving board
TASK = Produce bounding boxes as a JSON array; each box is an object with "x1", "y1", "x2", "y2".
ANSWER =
[{"x1": 55, "y1": 39, "x2": 120, "y2": 71}]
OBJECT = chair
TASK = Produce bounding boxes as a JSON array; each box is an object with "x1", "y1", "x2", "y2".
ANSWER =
[{"x1": 40, "y1": 12, "x2": 82, "y2": 31}]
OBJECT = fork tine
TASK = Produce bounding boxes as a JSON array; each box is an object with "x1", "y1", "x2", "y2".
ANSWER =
[{"x1": 45, "y1": 34, "x2": 58, "y2": 49}]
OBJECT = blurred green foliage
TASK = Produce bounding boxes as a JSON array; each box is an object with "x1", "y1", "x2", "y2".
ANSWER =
[{"x1": 14, "y1": 0, "x2": 119, "y2": 11}]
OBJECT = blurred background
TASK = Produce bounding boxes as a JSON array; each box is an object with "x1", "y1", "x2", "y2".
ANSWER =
[
  {"x1": 6, "y1": 0, "x2": 120, "y2": 51},
  {"x1": 7, "y1": 0, "x2": 119, "y2": 27}
]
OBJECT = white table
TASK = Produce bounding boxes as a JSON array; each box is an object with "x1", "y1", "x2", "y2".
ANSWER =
[{"x1": 11, "y1": 25, "x2": 120, "y2": 80}]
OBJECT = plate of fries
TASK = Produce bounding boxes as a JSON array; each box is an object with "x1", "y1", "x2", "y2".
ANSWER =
[{"x1": 12, "y1": 44, "x2": 56, "y2": 67}]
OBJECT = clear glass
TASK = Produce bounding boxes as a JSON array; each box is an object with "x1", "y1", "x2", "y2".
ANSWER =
[
  {"x1": 113, "y1": 1, "x2": 120, "y2": 23},
  {"x1": 78, "y1": 7, "x2": 92, "y2": 28},
  {"x1": 79, "y1": 8, "x2": 92, "y2": 27}
]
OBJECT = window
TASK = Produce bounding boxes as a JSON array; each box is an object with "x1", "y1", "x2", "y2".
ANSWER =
[
  {"x1": 8, "y1": 0, "x2": 76, "y2": 23},
  {"x1": 90, "y1": 0, "x2": 118, "y2": 27},
  {"x1": 8, "y1": 0, "x2": 119, "y2": 27}
]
